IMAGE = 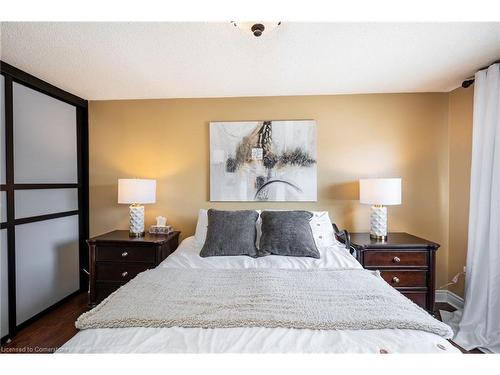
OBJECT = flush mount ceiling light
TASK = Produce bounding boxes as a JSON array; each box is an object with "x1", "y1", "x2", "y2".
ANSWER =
[{"x1": 230, "y1": 21, "x2": 281, "y2": 37}]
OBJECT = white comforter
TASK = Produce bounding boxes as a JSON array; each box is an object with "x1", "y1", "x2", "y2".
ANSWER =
[{"x1": 59, "y1": 237, "x2": 458, "y2": 353}]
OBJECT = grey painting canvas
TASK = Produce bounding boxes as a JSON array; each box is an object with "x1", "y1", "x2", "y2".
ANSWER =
[{"x1": 210, "y1": 120, "x2": 317, "y2": 201}]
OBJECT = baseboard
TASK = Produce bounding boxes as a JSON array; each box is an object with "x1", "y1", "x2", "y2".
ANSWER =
[{"x1": 435, "y1": 290, "x2": 464, "y2": 310}]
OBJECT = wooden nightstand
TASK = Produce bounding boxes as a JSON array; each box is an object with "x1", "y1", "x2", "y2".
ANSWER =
[
  {"x1": 87, "y1": 230, "x2": 180, "y2": 306},
  {"x1": 340, "y1": 232, "x2": 439, "y2": 312}
]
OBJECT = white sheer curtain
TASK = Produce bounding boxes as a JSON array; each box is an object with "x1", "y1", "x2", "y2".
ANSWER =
[{"x1": 453, "y1": 63, "x2": 500, "y2": 353}]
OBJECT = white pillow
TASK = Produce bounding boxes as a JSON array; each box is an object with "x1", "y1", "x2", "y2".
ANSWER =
[
  {"x1": 194, "y1": 209, "x2": 208, "y2": 245},
  {"x1": 309, "y1": 211, "x2": 336, "y2": 247}
]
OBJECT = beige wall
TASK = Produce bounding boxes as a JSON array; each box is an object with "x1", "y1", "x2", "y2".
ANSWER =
[
  {"x1": 89, "y1": 93, "x2": 453, "y2": 288},
  {"x1": 448, "y1": 87, "x2": 474, "y2": 297}
]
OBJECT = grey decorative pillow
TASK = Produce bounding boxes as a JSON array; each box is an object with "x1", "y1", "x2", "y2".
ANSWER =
[
  {"x1": 200, "y1": 209, "x2": 259, "y2": 258},
  {"x1": 259, "y1": 210, "x2": 320, "y2": 258}
]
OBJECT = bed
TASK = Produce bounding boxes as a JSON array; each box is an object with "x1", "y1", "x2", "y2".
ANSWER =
[{"x1": 58, "y1": 234, "x2": 458, "y2": 353}]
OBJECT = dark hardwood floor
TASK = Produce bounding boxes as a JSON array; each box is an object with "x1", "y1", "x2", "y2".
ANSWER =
[
  {"x1": 0, "y1": 292, "x2": 89, "y2": 354},
  {"x1": 0, "y1": 294, "x2": 484, "y2": 354}
]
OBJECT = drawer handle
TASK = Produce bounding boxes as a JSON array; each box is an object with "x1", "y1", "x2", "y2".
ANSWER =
[
  {"x1": 121, "y1": 251, "x2": 128, "y2": 257},
  {"x1": 121, "y1": 271, "x2": 128, "y2": 278},
  {"x1": 392, "y1": 276, "x2": 400, "y2": 284},
  {"x1": 392, "y1": 256, "x2": 401, "y2": 263}
]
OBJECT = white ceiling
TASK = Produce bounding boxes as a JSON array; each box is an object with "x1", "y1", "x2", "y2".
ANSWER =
[{"x1": 1, "y1": 22, "x2": 499, "y2": 100}]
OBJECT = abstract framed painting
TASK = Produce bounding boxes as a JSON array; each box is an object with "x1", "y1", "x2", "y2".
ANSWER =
[{"x1": 210, "y1": 120, "x2": 317, "y2": 201}]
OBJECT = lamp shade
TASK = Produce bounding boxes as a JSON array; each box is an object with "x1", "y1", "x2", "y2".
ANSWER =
[
  {"x1": 118, "y1": 179, "x2": 156, "y2": 204},
  {"x1": 359, "y1": 178, "x2": 401, "y2": 205}
]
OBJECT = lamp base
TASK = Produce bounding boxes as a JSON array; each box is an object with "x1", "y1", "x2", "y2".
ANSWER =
[
  {"x1": 370, "y1": 234, "x2": 387, "y2": 241},
  {"x1": 370, "y1": 205, "x2": 387, "y2": 241},
  {"x1": 129, "y1": 204, "x2": 145, "y2": 237},
  {"x1": 129, "y1": 231, "x2": 145, "y2": 238}
]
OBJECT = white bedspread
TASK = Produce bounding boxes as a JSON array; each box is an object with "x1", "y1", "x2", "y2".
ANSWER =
[{"x1": 59, "y1": 236, "x2": 459, "y2": 353}]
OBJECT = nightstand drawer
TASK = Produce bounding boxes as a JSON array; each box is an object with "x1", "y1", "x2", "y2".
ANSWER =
[
  {"x1": 95, "y1": 282, "x2": 122, "y2": 302},
  {"x1": 96, "y1": 262, "x2": 154, "y2": 282},
  {"x1": 364, "y1": 251, "x2": 428, "y2": 268},
  {"x1": 96, "y1": 245, "x2": 156, "y2": 263},
  {"x1": 380, "y1": 270, "x2": 427, "y2": 287},
  {"x1": 401, "y1": 291, "x2": 427, "y2": 309}
]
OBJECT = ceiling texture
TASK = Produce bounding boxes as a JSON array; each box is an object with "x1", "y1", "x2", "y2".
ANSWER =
[{"x1": 1, "y1": 22, "x2": 499, "y2": 100}]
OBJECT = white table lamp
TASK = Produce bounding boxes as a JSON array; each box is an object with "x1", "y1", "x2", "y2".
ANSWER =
[
  {"x1": 118, "y1": 179, "x2": 156, "y2": 237},
  {"x1": 359, "y1": 178, "x2": 401, "y2": 241}
]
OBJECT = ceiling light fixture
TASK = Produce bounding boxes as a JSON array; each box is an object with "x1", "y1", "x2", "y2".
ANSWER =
[{"x1": 231, "y1": 21, "x2": 281, "y2": 37}]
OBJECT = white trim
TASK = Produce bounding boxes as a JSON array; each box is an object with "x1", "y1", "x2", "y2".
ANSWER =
[
  {"x1": 447, "y1": 291, "x2": 465, "y2": 310},
  {"x1": 435, "y1": 290, "x2": 464, "y2": 310}
]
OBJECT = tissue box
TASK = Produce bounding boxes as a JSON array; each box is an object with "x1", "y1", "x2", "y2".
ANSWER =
[{"x1": 149, "y1": 225, "x2": 173, "y2": 235}]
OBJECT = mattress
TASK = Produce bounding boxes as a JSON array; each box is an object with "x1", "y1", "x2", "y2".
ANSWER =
[{"x1": 58, "y1": 236, "x2": 458, "y2": 353}]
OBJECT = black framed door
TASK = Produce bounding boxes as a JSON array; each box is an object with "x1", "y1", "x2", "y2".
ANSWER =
[{"x1": 0, "y1": 61, "x2": 89, "y2": 342}]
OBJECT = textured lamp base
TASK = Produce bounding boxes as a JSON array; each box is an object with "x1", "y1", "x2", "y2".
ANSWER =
[
  {"x1": 129, "y1": 204, "x2": 145, "y2": 237},
  {"x1": 370, "y1": 205, "x2": 387, "y2": 241}
]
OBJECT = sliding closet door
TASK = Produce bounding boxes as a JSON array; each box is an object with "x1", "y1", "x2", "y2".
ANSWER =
[
  {"x1": 13, "y1": 83, "x2": 80, "y2": 325},
  {"x1": 0, "y1": 62, "x2": 88, "y2": 340},
  {"x1": 1, "y1": 74, "x2": 8, "y2": 338}
]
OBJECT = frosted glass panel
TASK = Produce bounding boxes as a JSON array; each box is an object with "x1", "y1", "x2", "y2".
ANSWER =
[
  {"x1": 15, "y1": 189, "x2": 78, "y2": 219},
  {"x1": 0, "y1": 75, "x2": 5, "y2": 184},
  {"x1": 15, "y1": 215, "x2": 79, "y2": 325},
  {"x1": 13, "y1": 83, "x2": 77, "y2": 183},
  {"x1": 0, "y1": 191, "x2": 6, "y2": 223},
  {"x1": 1, "y1": 229, "x2": 8, "y2": 337}
]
